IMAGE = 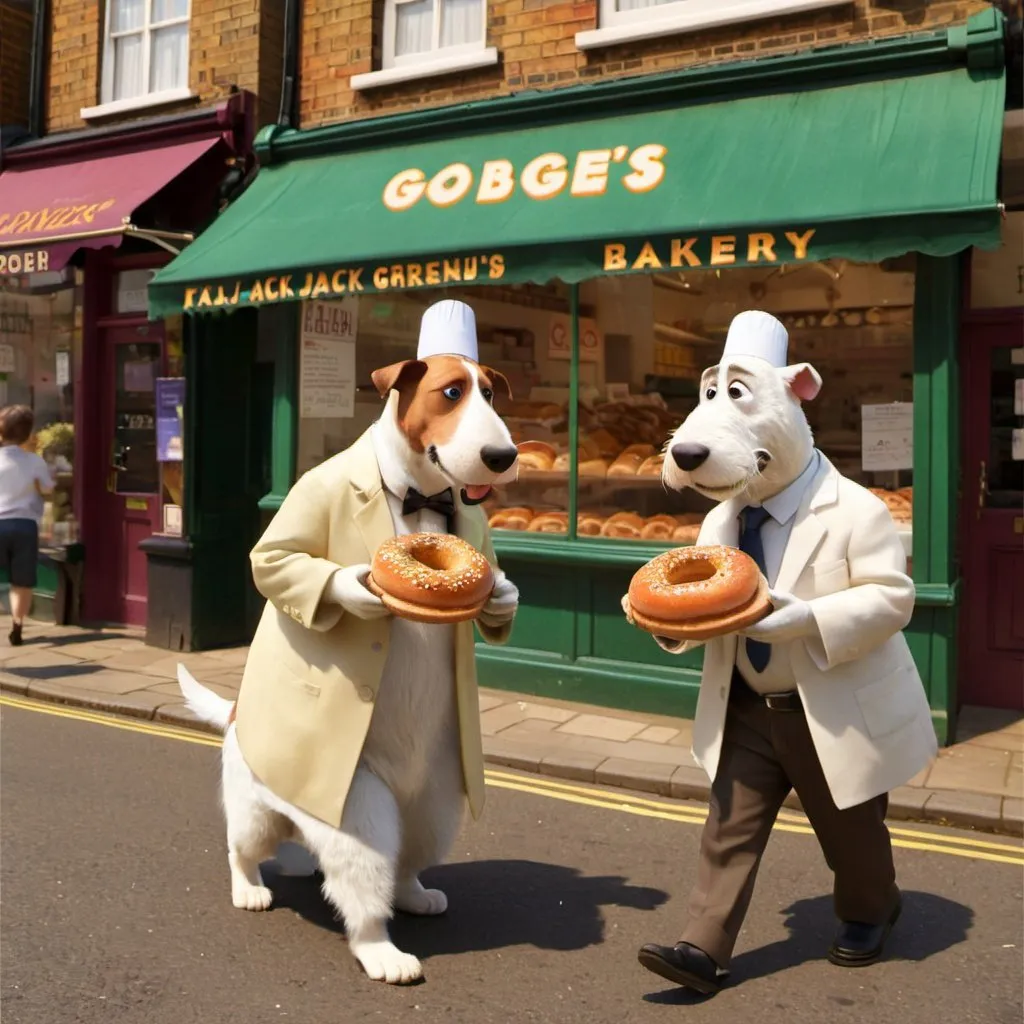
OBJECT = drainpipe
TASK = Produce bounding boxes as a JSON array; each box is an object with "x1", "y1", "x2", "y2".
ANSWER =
[
  {"x1": 277, "y1": 0, "x2": 301, "y2": 128},
  {"x1": 28, "y1": 0, "x2": 48, "y2": 138}
]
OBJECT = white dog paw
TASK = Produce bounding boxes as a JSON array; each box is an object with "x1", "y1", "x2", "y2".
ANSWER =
[
  {"x1": 395, "y1": 879, "x2": 448, "y2": 916},
  {"x1": 352, "y1": 942, "x2": 423, "y2": 984},
  {"x1": 231, "y1": 882, "x2": 273, "y2": 911}
]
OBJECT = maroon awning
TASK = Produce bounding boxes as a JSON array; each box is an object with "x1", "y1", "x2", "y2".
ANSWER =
[{"x1": 0, "y1": 137, "x2": 222, "y2": 273}]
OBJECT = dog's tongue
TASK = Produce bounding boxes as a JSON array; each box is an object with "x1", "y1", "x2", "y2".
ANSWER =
[{"x1": 462, "y1": 485, "x2": 492, "y2": 504}]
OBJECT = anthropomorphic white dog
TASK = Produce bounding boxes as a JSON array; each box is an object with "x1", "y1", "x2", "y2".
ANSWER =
[
  {"x1": 179, "y1": 300, "x2": 520, "y2": 985},
  {"x1": 630, "y1": 310, "x2": 937, "y2": 995}
]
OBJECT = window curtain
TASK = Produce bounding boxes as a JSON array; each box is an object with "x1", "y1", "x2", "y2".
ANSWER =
[
  {"x1": 395, "y1": 0, "x2": 433, "y2": 55},
  {"x1": 440, "y1": 0, "x2": 483, "y2": 47},
  {"x1": 151, "y1": 24, "x2": 188, "y2": 91}
]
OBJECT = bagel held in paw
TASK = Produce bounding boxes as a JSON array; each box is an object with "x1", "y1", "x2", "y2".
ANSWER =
[
  {"x1": 627, "y1": 545, "x2": 771, "y2": 641},
  {"x1": 369, "y1": 533, "x2": 494, "y2": 624}
]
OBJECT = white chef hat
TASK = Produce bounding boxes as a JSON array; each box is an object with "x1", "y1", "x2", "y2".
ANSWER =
[
  {"x1": 721, "y1": 310, "x2": 789, "y2": 368},
  {"x1": 417, "y1": 299, "x2": 479, "y2": 361}
]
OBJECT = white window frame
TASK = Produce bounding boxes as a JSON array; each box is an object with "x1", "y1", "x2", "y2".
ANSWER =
[
  {"x1": 578, "y1": 0, "x2": 851, "y2": 51},
  {"x1": 84, "y1": 0, "x2": 194, "y2": 119},
  {"x1": 353, "y1": 0, "x2": 497, "y2": 92}
]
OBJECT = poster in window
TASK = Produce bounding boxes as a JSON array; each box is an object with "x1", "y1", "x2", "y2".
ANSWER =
[
  {"x1": 155, "y1": 377, "x2": 186, "y2": 462},
  {"x1": 300, "y1": 297, "x2": 358, "y2": 418},
  {"x1": 548, "y1": 314, "x2": 603, "y2": 363},
  {"x1": 861, "y1": 403, "x2": 913, "y2": 472}
]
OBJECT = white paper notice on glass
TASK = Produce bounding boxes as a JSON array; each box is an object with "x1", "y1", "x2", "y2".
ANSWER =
[
  {"x1": 0, "y1": 345, "x2": 14, "y2": 374},
  {"x1": 299, "y1": 297, "x2": 359, "y2": 419},
  {"x1": 300, "y1": 336, "x2": 356, "y2": 418},
  {"x1": 55, "y1": 350, "x2": 71, "y2": 387},
  {"x1": 861, "y1": 403, "x2": 913, "y2": 472}
]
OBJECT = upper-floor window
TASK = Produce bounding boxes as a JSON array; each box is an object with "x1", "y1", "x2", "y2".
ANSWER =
[
  {"x1": 352, "y1": 0, "x2": 496, "y2": 91},
  {"x1": 382, "y1": 0, "x2": 486, "y2": 70},
  {"x1": 580, "y1": 0, "x2": 849, "y2": 50},
  {"x1": 101, "y1": 0, "x2": 191, "y2": 108}
]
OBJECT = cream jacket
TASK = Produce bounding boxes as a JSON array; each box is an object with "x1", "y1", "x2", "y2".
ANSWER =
[
  {"x1": 691, "y1": 455, "x2": 937, "y2": 810},
  {"x1": 233, "y1": 430, "x2": 511, "y2": 827}
]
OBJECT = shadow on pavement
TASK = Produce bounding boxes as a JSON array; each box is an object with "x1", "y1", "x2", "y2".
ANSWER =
[
  {"x1": 265, "y1": 858, "x2": 669, "y2": 957},
  {"x1": 643, "y1": 890, "x2": 974, "y2": 1004}
]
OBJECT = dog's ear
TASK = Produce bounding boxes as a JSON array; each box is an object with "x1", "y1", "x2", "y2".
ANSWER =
[
  {"x1": 371, "y1": 360, "x2": 429, "y2": 398},
  {"x1": 480, "y1": 365, "x2": 513, "y2": 402},
  {"x1": 780, "y1": 362, "x2": 822, "y2": 402}
]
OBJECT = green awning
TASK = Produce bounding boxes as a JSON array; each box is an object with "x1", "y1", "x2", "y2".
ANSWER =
[{"x1": 150, "y1": 63, "x2": 1005, "y2": 318}]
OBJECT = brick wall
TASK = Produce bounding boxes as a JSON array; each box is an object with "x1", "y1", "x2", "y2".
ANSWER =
[
  {"x1": 46, "y1": 0, "x2": 283, "y2": 133},
  {"x1": 300, "y1": 0, "x2": 991, "y2": 127},
  {"x1": 0, "y1": 1, "x2": 34, "y2": 127}
]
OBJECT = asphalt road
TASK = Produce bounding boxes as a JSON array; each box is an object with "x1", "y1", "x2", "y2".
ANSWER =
[{"x1": 2, "y1": 696, "x2": 1022, "y2": 1024}]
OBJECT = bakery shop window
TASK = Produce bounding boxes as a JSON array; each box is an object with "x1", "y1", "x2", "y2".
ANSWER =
[
  {"x1": 0, "y1": 265, "x2": 83, "y2": 547},
  {"x1": 485, "y1": 261, "x2": 916, "y2": 549},
  {"x1": 293, "y1": 263, "x2": 916, "y2": 553}
]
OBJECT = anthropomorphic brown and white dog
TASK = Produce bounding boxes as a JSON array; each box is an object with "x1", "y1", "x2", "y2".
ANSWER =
[
  {"x1": 178, "y1": 300, "x2": 520, "y2": 985},
  {"x1": 628, "y1": 310, "x2": 937, "y2": 995}
]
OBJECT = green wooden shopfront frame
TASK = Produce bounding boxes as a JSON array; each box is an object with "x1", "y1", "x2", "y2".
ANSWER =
[{"x1": 150, "y1": 11, "x2": 1010, "y2": 745}]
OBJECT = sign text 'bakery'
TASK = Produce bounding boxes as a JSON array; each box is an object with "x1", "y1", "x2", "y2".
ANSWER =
[{"x1": 177, "y1": 226, "x2": 815, "y2": 311}]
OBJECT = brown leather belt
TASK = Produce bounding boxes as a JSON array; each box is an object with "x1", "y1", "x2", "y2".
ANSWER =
[
  {"x1": 732, "y1": 671, "x2": 803, "y2": 712},
  {"x1": 762, "y1": 691, "x2": 803, "y2": 712}
]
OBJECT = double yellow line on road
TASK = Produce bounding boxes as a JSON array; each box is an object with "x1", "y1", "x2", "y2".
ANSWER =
[{"x1": 3, "y1": 692, "x2": 1022, "y2": 867}]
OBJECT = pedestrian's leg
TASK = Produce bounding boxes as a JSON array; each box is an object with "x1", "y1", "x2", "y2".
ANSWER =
[
  {"x1": 679, "y1": 695, "x2": 791, "y2": 968},
  {"x1": 8, "y1": 585, "x2": 30, "y2": 644},
  {"x1": 776, "y1": 714, "x2": 899, "y2": 927}
]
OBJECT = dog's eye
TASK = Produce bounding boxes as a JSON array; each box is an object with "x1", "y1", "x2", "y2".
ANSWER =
[
  {"x1": 481, "y1": 387, "x2": 493, "y2": 403},
  {"x1": 442, "y1": 386, "x2": 463, "y2": 401},
  {"x1": 727, "y1": 381, "x2": 751, "y2": 400},
  {"x1": 704, "y1": 386, "x2": 717, "y2": 401}
]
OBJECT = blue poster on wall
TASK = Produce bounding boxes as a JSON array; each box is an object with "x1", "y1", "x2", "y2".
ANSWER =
[{"x1": 155, "y1": 377, "x2": 185, "y2": 462}]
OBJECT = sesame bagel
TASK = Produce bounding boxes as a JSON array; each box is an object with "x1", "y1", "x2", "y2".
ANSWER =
[
  {"x1": 368, "y1": 533, "x2": 494, "y2": 624},
  {"x1": 627, "y1": 545, "x2": 771, "y2": 640}
]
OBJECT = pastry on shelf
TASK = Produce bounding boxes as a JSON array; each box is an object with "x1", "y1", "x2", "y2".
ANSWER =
[
  {"x1": 641, "y1": 515, "x2": 677, "y2": 541},
  {"x1": 516, "y1": 440, "x2": 556, "y2": 471},
  {"x1": 488, "y1": 507, "x2": 534, "y2": 530},
  {"x1": 577, "y1": 512, "x2": 606, "y2": 536},
  {"x1": 607, "y1": 451, "x2": 646, "y2": 477},
  {"x1": 584, "y1": 428, "x2": 622, "y2": 460},
  {"x1": 600, "y1": 511, "x2": 645, "y2": 539},
  {"x1": 637, "y1": 454, "x2": 664, "y2": 477},
  {"x1": 527, "y1": 511, "x2": 569, "y2": 533}
]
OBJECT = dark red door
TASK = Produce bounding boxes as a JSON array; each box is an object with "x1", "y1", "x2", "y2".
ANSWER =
[
  {"x1": 93, "y1": 325, "x2": 165, "y2": 626},
  {"x1": 959, "y1": 316, "x2": 1024, "y2": 709}
]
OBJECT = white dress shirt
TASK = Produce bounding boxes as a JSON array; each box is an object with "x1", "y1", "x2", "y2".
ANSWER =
[
  {"x1": 371, "y1": 423, "x2": 449, "y2": 539},
  {"x1": 735, "y1": 450, "x2": 822, "y2": 694}
]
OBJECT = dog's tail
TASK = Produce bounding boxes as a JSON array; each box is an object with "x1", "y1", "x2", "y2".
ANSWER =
[{"x1": 177, "y1": 663, "x2": 235, "y2": 732}]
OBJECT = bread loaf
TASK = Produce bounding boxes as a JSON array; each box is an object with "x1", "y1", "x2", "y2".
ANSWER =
[{"x1": 527, "y1": 512, "x2": 569, "y2": 533}]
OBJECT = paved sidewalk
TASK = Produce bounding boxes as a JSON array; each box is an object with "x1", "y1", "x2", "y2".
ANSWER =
[{"x1": 1, "y1": 622, "x2": 1021, "y2": 837}]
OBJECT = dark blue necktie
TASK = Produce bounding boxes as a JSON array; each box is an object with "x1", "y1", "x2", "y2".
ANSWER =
[{"x1": 739, "y1": 505, "x2": 772, "y2": 672}]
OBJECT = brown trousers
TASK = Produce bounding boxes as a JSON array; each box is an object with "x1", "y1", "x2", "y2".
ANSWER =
[{"x1": 681, "y1": 674, "x2": 900, "y2": 967}]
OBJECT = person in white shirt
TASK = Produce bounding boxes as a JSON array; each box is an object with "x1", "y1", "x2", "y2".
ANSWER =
[{"x1": 0, "y1": 406, "x2": 55, "y2": 646}]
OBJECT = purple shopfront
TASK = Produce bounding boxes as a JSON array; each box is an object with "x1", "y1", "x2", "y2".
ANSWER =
[{"x1": 0, "y1": 94, "x2": 255, "y2": 628}]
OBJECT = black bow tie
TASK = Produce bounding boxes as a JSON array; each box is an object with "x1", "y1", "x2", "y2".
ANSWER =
[{"x1": 402, "y1": 487, "x2": 456, "y2": 521}]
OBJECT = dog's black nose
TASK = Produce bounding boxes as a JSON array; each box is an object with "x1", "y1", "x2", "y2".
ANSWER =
[
  {"x1": 480, "y1": 445, "x2": 518, "y2": 473},
  {"x1": 671, "y1": 443, "x2": 710, "y2": 471}
]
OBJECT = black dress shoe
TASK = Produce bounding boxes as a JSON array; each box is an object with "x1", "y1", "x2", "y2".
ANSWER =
[
  {"x1": 828, "y1": 895, "x2": 902, "y2": 967},
  {"x1": 637, "y1": 941, "x2": 727, "y2": 995},
  {"x1": 8, "y1": 622, "x2": 22, "y2": 647}
]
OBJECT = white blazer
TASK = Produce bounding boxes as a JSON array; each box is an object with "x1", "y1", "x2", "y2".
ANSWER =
[{"x1": 689, "y1": 455, "x2": 938, "y2": 810}]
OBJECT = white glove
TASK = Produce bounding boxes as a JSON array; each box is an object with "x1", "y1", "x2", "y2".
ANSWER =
[
  {"x1": 479, "y1": 570, "x2": 519, "y2": 629},
  {"x1": 740, "y1": 590, "x2": 816, "y2": 643},
  {"x1": 326, "y1": 564, "x2": 391, "y2": 621},
  {"x1": 621, "y1": 594, "x2": 687, "y2": 654}
]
